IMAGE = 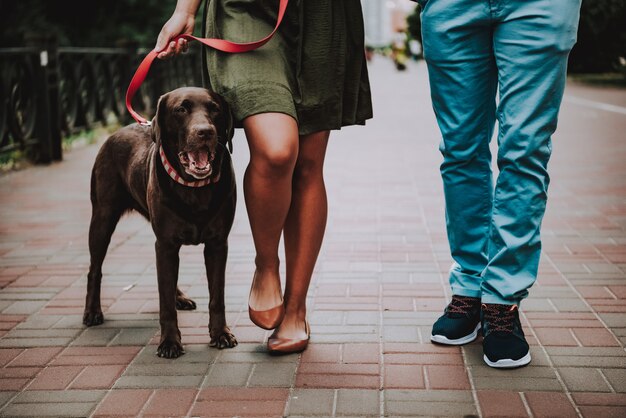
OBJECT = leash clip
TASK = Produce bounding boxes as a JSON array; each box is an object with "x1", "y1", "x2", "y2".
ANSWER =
[{"x1": 139, "y1": 120, "x2": 152, "y2": 127}]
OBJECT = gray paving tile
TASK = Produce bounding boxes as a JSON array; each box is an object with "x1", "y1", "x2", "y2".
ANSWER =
[
  {"x1": 203, "y1": 363, "x2": 252, "y2": 387},
  {"x1": 336, "y1": 389, "x2": 380, "y2": 416},
  {"x1": 2, "y1": 301, "x2": 47, "y2": 315},
  {"x1": 550, "y1": 298, "x2": 592, "y2": 312},
  {"x1": 13, "y1": 390, "x2": 106, "y2": 403},
  {"x1": 248, "y1": 363, "x2": 297, "y2": 387},
  {"x1": 558, "y1": 367, "x2": 612, "y2": 392},
  {"x1": 287, "y1": 389, "x2": 334, "y2": 416},
  {"x1": 603, "y1": 368, "x2": 626, "y2": 392},
  {"x1": 114, "y1": 374, "x2": 203, "y2": 388},
  {"x1": 1, "y1": 402, "x2": 96, "y2": 417},
  {"x1": 70, "y1": 327, "x2": 119, "y2": 346},
  {"x1": 0, "y1": 337, "x2": 73, "y2": 348},
  {"x1": 384, "y1": 390, "x2": 473, "y2": 402},
  {"x1": 0, "y1": 392, "x2": 15, "y2": 408},
  {"x1": 109, "y1": 328, "x2": 157, "y2": 346},
  {"x1": 124, "y1": 362, "x2": 210, "y2": 376},
  {"x1": 15, "y1": 316, "x2": 63, "y2": 330}
]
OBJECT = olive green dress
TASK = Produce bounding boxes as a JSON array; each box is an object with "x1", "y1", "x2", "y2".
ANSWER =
[{"x1": 202, "y1": 0, "x2": 373, "y2": 135}]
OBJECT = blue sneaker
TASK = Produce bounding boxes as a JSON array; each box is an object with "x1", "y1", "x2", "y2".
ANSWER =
[
  {"x1": 431, "y1": 295, "x2": 481, "y2": 345},
  {"x1": 481, "y1": 303, "x2": 531, "y2": 368}
]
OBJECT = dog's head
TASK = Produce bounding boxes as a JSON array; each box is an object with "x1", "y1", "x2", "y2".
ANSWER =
[{"x1": 151, "y1": 87, "x2": 233, "y2": 182}]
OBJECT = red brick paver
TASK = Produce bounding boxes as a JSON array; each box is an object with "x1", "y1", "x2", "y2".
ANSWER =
[{"x1": 1, "y1": 58, "x2": 625, "y2": 417}]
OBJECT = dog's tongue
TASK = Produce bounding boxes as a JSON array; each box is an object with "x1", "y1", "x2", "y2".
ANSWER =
[{"x1": 188, "y1": 150, "x2": 210, "y2": 169}]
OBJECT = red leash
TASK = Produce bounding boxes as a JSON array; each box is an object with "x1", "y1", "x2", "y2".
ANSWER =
[{"x1": 126, "y1": 0, "x2": 289, "y2": 126}]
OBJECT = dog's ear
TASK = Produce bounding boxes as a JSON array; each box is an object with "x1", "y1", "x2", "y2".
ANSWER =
[
  {"x1": 151, "y1": 93, "x2": 169, "y2": 143},
  {"x1": 223, "y1": 104, "x2": 234, "y2": 153},
  {"x1": 213, "y1": 92, "x2": 234, "y2": 153}
]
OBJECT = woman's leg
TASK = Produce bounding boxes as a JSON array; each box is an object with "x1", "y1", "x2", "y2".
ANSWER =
[
  {"x1": 274, "y1": 130, "x2": 330, "y2": 338},
  {"x1": 243, "y1": 113, "x2": 299, "y2": 312}
]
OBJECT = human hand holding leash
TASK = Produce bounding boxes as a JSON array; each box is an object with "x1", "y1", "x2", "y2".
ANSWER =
[{"x1": 154, "y1": 0, "x2": 202, "y2": 59}]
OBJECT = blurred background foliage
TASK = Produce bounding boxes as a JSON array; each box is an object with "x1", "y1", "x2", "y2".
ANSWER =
[
  {"x1": 0, "y1": 0, "x2": 180, "y2": 48},
  {"x1": 1, "y1": 0, "x2": 625, "y2": 74}
]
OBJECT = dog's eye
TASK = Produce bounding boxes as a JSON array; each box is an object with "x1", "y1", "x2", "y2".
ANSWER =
[{"x1": 175, "y1": 106, "x2": 187, "y2": 114}]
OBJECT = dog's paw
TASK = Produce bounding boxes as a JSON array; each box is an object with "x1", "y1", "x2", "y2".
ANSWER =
[
  {"x1": 175, "y1": 296, "x2": 197, "y2": 311},
  {"x1": 157, "y1": 339, "x2": 185, "y2": 358},
  {"x1": 210, "y1": 330, "x2": 238, "y2": 349},
  {"x1": 82, "y1": 311, "x2": 104, "y2": 327}
]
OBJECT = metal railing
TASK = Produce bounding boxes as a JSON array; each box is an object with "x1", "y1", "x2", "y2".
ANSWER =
[{"x1": 0, "y1": 37, "x2": 202, "y2": 163}]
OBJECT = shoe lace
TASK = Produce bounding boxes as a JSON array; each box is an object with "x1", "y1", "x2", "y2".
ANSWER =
[
  {"x1": 447, "y1": 295, "x2": 479, "y2": 315},
  {"x1": 482, "y1": 303, "x2": 518, "y2": 333}
]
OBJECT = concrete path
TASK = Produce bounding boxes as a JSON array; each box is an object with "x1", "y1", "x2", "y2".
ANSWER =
[{"x1": 0, "y1": 57, "x2": 625, "y2": 417}]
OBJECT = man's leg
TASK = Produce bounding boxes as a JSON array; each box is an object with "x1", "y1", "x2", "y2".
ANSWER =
[
  {"x1": 483, "y1": 0, "x2": 582, "y2": 305},
  {"x1": 420, "y1": 0, "x2": 496, "y2": 344},
  {"x1": 480, "y1": 0, "x2": 581, "y2": 368}
]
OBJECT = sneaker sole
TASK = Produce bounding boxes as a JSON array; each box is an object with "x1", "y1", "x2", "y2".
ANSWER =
[
  {"x1": 431, "y1": 323, "x2": 481, "y2": 346},
  {"x1": 483, "y1": 352, "x2": 531, "y2": 368}
]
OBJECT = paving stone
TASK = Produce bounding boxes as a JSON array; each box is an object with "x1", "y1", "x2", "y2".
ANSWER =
[
  {"x1": 603, "y1": 369, "x2": 626, "y2": 392},
  {"x1": 2, "y1": 301, "x2": 47, "y2": 315},
  {"x1": 4, "y1": 328, "x2": 81, "y2": 339},
  {"x1": 109, "y1": 328, "x2": 157, "y2": 346},
  {"x1": 26, "y1": 366, "x2": 84, "y2": 390},
  {"x1": 71, "y1": 327, "x2": 120, "y2": 346},
  {"x1": 92, "y1": 389, "x2": 152, "y2": 416},
  {"x1": 218, "y1": 350, "x2": 298, "y2": 364},
  {"x1": 558, "y1": 367, "x2": 612, "y2": 392},
  {"x1": 69, "y1": 364, "x2": 126, "y2": 389},
  {"x1": 12, "y1": 390, "x2": 106, "y2": 403},
  {"x1": 477, "y1": 390, "x2": 528, "y2": 417},
  {"x1": 286, "y1": 389, "x2": 334, "y2": 416},
  {"x1": 0, "y1": 402, "x2": 96, "y2": 417},
  {"x1": 7, "y1": 347, "x2": 63, "y2": 367},
  {"x1": 551, "y1": 355, "x2": 626, "y2": 368},
  {"x1": 143, "y1": 388, "x2": 197, "y2": 417},
  {"x1": 0, "y1": 337, "x2": 73, "y2": 348},
  {"x1": 249, "y1": 362, "x2": 297, "y2": 387},
  {"x1": 0, "y1": 392, "x2": 15, "y2": 408},
  {"x1": 335, "y1": 389, "x2": 380, "y2": 416},
  {"x1": 203, "y1": 363, "x2": 253, "y2": 387},
  {"x1": 385, "y1": 399, "x2": 477, "y2": 416},
  {"x1": 525, "y1": 392, "x2": 578, "y2": 418},
  {"x1": 15, "y1": 316, "x2": 63, "y2": 330},
  {"x1": 125, "y1": 362, "x2": 210, "y2": 376},
  {"x1": 383, "y1": 326, "x2": 420, "y2": 342},
  {"x1": 472, "y1": 375, "x2": 562, "y2": 392},
  {"x1": 114, "y1": 375, "x2": 204, "y2": 388}
]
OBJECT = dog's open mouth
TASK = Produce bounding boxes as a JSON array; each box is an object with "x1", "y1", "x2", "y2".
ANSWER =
[{"x1": 178, "y1": 148, "x2": 216, "y2": 179}]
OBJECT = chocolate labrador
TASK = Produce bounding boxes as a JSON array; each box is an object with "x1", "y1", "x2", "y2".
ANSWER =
[{"x1": 83, "y1": 87, "x2": 237, "y2": 358}]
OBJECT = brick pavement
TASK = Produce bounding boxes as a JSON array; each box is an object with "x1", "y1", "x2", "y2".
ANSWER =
[{"x1": 0, "y1": 58, "x2": 625, "y2": 417}]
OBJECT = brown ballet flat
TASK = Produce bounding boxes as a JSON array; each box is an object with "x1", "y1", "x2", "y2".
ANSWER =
[
  {"x1": 248, "y1": 302, "x2": 285, "y2": 330},
  {"x1": 267, "y1": 321, "x2": 310, "y2": 355}
]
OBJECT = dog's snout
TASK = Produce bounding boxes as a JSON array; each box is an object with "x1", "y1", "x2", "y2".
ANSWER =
[{"x1": 194, "y1": 125, "x2": 216, "y2": 139}]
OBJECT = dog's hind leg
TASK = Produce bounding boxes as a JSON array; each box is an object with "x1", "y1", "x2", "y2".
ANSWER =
[
  {"x1": 83, "y1": 204, "x2": 125, "y2": 326},
  {"x1": 175, "y1": 287, "x2": 197, "y2": 310}
]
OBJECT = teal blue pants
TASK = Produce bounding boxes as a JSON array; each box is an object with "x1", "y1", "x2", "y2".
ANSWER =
[{"x1": 418, "y1": 0, "x2": 581, "y2": 305}]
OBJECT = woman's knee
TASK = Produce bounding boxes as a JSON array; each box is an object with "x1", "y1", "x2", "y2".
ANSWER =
[
  {"x1": 245, "y1": 114, "x2": 299, "y2": 177},
  {"x1": 253, "y1": 141, "x2": 298, "y2": 176}
]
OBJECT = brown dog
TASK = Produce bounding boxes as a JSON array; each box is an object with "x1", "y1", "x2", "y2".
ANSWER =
[{"x1": 83, "y1": 87, "x2": 237, "y2": 358}]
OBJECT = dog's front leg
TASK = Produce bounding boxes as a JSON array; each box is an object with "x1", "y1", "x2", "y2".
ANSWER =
[
  {"x1": 204, "y1": 242, "x2": 237, "y2": 349},
  {"x1": 155, "y1": 240, "x2": 185, "y2": 358}
]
